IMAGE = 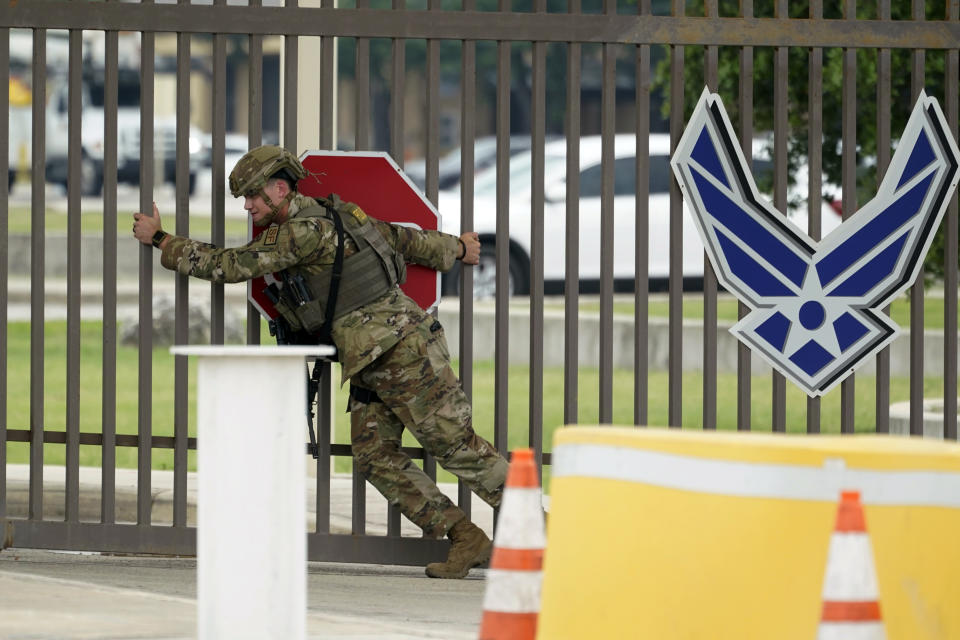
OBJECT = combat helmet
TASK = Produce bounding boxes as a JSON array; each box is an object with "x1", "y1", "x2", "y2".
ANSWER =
[{"x1": 228, "y1": 145, "x2": 307, "y2": 198}]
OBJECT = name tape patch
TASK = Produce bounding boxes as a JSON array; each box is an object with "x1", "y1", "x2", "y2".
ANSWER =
[{"x1": 263, "y1": 226, "x2": 279, "y2": 246}]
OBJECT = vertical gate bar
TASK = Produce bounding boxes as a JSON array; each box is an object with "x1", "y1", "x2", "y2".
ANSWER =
[
  {"x1": 283, "y1": 3, "x2": 299, "y2": 153},
  {"x1": 210, "y1": 24, "x2": 226, "y2": 349},
  {"x1": 529, "y1": 0, "x2": 546, "y2": 462},
  {"x1": 704, "y1": 1, "x2": 718, "y2": 81},
  {"x1": 457, "y1": 0, "x2": 477, "y2": 519},
  {"x1": 421, "y1": 0, "x2": 440, "y2": 498},
  {"x1": 875, "y1": 0, "x2": 892, "y2": 434},
  {"x1": 667, "y1": 0, "x2": 684, "y2": 428},
  {"x1": 390, "y1": 0, "x2": 406, "y2": 167},
  {"x1": 771, "y1": 0, "x2": 788, "y2": 433},
  {"x1": 839, "y1": 0, "x2": 857, "y2": 434},
  {"x1": 0, "y1": 26, "x2": 8, "y2": 524},
  {"x1": 355, "y1": 0, "x2": 370, "y2": 152},
  {"x1": 102, "y1": 27, "x2": 119, "y2": 524},
  {"x1": 315, "y1": 360, "x2": 332, "y2": 535},
  {"x1": 494, "y1": 22, "x2": 510, "y2": 455},
  {"x1": 65, "y1": 28, "x2": 83, "y2": 523},
  {"x1": 909, "y1": 0, "x2": 925, "y2": 437},
  {"x1": 247, "y1": 0, "x2": 264, "y2": 347},
  {"x1": 138, "y1": 21, "x2": 156, "y2": 525},
  {"x1": 634, "y1": 0, "x2": 650, "y2": 428},
  {"x1": 737, "y1": 0, "x2": 753, "y2": 431},
  {"x1": 387, "y1": 0, "x2": 406, "y2": 536},
  {"x1": 806, "y1": 0, "x2": 823, "y2": 434},
  {"x1": 249, "y1": 22, "x2": 265, "y2": 160},
  {"x1": 425, "y1": 5, "x2": 439, "y2": 202},
  {"x1": 563, "y1": 0, "x2": 581, "y2": 427},
  {"x1": 210, "y1": 33, "x2": 226, "y2": 345},
  {"x1": 353, "y1": 8, "x2": 371, "y2": 535},
  {"x1": 212, "y1": 12, "x2": 226, "y2": 211},
  {"x1": 944, "y1": 0, "x2": 959, "y2": 441},
  {"x1": 173, "y1": 19, "x2": 192, "y2": 528},
  {"x1": 702, "y1": 0, "x2": 718, "y2": 430},
  {"x1": 598, "y1": 5, "x2": 615, "y2": 425},
  {"x1": 319, "y1": 0, "x2": 336, "y2": 151},
  {"x1": 29, "y1": 28, "x2": 46, "y2": 521}
]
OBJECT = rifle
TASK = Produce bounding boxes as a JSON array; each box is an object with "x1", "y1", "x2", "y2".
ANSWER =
[
  {"x1": 269, "y1": 315, "x2": 331, "y2": 460},
  {"x1": 305, "y1": 356, "x2": 325, "y2": 459}
]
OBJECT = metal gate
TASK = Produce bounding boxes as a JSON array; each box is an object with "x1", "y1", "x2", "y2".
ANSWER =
[{"x1": 1, "y1": 0, "x2": 958, "y2": 563}]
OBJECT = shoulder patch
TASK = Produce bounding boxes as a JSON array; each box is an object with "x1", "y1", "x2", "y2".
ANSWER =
[
  {"x1": 263, "y1": 226, "x2": 280, "y2": 246},
  {"x1": 344, "y1": 203, "x2": 367, "y2": 224}
]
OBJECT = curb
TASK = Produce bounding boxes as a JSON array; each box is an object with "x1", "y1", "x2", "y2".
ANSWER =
[{"x1": 2, "y1": 464, "x2": 495, "y2": 539}]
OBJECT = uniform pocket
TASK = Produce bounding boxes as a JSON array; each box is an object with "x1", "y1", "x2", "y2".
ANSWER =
[
  {"x1": 426, "y1": 322, "x2": 451, "y2": 375},
  {"x1": 379, "y1": 321, "x2": 454, "y2": 425}
]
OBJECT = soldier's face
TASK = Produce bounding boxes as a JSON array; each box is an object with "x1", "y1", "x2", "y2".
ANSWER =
[{"x1": 244, "y1": 180, "x2": 284, "y2": 226}]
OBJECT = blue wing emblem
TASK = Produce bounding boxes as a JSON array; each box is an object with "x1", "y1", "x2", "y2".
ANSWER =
[{"x1": 671, "y1": 88, "x2": 960, "y2": 396}]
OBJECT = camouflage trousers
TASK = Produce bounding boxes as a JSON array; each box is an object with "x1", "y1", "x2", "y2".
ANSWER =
[{"x1": 349, "y1": 318, "x2": 508, "y2": 538}]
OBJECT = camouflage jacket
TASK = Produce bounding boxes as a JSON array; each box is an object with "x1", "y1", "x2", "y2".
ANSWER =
[{"x1": 160, "y1": 192, "x2": 459, "y2": 380}]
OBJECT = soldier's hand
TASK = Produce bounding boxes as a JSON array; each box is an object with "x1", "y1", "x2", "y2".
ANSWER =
[
  {"x1": 459, "y1": 232, "x2": 481, "y2": 265},
  {"x1": 133, "y1": 203, "x2": 162, "y2": 246}
]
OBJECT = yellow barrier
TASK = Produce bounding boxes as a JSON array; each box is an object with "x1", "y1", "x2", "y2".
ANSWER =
[{"x1": 538, "y1": 427, "x2": 960, "y2": 640}]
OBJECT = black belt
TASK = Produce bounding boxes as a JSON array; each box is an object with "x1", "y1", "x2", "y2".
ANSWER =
[{"x1": 349, "y1": 384, "x2": 382, "y2": 405}]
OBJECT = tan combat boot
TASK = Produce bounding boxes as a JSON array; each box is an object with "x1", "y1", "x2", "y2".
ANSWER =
[{"x1": 425, "y1": 519, "x2": 492, "y2": 579}]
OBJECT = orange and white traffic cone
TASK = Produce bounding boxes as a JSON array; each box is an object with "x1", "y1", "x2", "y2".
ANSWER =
[
  {"x1": 817, "y1": 490, "x2": 886, "y2": 640},
  {"x1": 478, "y1": 448, "x2": 546, "y2": 640}
]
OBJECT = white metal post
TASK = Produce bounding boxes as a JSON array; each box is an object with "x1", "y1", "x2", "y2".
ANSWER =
[{"x1": 171, "y1": 345, "x2": 333, "y2": 640}]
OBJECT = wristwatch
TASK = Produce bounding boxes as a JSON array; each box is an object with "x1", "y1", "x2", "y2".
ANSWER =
[{"x1": 151, "y1": 230, "x2": 168, "y2": 249}]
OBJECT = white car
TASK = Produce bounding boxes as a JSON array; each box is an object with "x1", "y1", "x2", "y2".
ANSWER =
[
  {"x1": 437, "y1": 133, "x2": 842, "y2": 297},
  {"x1": 404, "y1": 135, "x2": 541, "y2": 192}
]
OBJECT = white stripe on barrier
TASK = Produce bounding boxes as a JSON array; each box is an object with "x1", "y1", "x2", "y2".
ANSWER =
[
  {"x1": 821, "y1": 534, "x2": 879, "y2": 601},
  {"x1": 552, "y1": 443, "x2": 960, "y2": 508},
  {"x1": 481, "y1": 569, "x2": 543, "y2": 614},
  {"x1": 495, "y1": 488, "x2": 546, "y2": 549}
]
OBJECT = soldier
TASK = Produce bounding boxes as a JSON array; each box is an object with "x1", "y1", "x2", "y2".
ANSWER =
[{"x1": 132, "y1": 145, "x2": 508, "y2": 578}]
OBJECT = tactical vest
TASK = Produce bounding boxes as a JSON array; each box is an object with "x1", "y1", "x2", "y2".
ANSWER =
[{"x1": 270, "y1": 196, "x2": 406, "y2": 340}]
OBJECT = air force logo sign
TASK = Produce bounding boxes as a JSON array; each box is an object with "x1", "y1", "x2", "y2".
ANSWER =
[{"x1": 671, "y1": 89, "x2": 960, "y2": 397}]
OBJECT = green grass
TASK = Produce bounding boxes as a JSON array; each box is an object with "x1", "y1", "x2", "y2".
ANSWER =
[
  {"x1": 5, "y1": 320, "x2": 954, "y2": 494},
  {"x1": 3, "y1": 321, "x2": 200, "y2": 471},
  {"x1": 5, "y1": 204, "x2": 251, "y2": 239}
]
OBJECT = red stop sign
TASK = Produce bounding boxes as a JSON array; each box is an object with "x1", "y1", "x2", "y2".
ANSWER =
[{"x1": 248, "y1": 150, "x2": 442, "y2": 322}]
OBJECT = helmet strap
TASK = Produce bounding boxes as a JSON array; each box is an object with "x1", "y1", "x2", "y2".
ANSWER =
[{"x1": 259, "y1": 189, "x2": 296, "y2": 226}]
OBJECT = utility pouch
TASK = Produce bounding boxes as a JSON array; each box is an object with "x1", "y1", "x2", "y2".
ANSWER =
[
  {"x1": 273, "y1": 289, "x2": 306, "y2": 332},
  {"x1": 292, "y1": 298, "x2": 327, "y2": 334}
]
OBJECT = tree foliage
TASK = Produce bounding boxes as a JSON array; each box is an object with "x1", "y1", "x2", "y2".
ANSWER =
[{"x1": 653, "y1": 0, "x2": 958, "y2": 281}]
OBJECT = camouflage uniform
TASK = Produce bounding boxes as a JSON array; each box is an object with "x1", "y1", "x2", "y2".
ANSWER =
[{"x1": 160, "y1": 192, "x2": 508, "y2": 538}]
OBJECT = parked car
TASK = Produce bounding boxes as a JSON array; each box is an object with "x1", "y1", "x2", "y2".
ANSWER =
[
  {"x1": 437, "y1": 133, "x2": 843, "y2": 297},
  {"x1": 404, "y1": 135, "x2": 549, "y2": 192}
]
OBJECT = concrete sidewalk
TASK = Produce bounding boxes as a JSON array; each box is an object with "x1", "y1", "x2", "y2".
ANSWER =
[
  {"x1": 0, "y1": 549, "x2": 484, "y2": 639},
  {"x1": 1, "y1": 465, "x2": 501, "y2": 639}
]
